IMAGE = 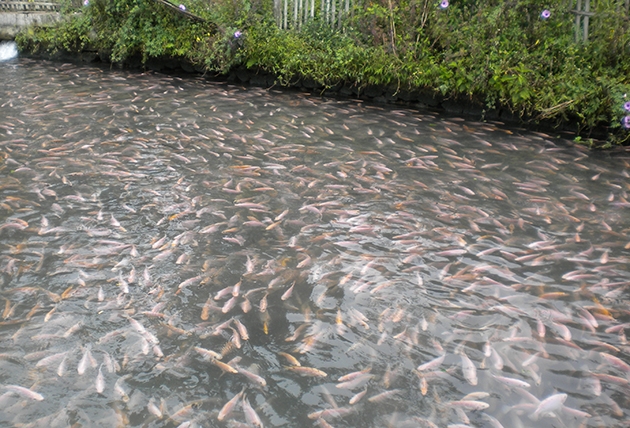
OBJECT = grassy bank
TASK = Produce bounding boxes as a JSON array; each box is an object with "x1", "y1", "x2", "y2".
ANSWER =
[{"x1": 15, "y1": 0, "x2": 630, "y2": 147}]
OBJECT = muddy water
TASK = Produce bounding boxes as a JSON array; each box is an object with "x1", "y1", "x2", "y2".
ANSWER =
[{"x1": 1, "y1": 58, "x2": 629, "y2": 428}]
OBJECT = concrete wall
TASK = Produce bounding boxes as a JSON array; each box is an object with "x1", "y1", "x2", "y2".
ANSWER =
[{"x1": 0, "y1": 1, "x2": 61, "y2": 40}]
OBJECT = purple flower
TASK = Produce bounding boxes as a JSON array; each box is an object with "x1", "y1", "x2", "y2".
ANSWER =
[
  {"x1": 83, "y1": 0, "x2": 89, "y2": 5},
  {"x1": 624, "y1": 101, "x2": 630, "y2": 112},
  {"x1": 623, "y1": 116, "x2": 630, "y2": 129},
  {"x1": 178, "y1": 4, "x2": 186, "y2": 11},
  {"x1": 541, "y1": 9, "x2": 551, "y2": 19},
  {"x1": 439, "y1": 0, "x2": 449, "y2": 8},
  {"x1": 234, "y1": 31, "x2": 242, "y2": 38}
]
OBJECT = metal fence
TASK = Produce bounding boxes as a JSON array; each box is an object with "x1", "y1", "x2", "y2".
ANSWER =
[
  {"x1": 571, "y1": 0, "x2": 630, "y2": 42},
  {"x1": 271, "y1": 0, "x2": 630, "y2": 45},
  {"x1": 273, "y1": 0, "x2": 351, "y2": 30}
]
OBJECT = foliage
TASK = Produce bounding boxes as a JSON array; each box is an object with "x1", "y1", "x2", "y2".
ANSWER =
[{"x1": 15, "y1": 0, "x2": 630, "y2": 146}]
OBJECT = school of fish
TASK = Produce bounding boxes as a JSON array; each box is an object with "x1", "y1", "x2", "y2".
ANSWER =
[{"x1": 0, "y1": 58, "x2": 629, "y2": 427}]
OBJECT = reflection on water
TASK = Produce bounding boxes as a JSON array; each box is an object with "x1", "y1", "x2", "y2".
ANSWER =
[{"x1": 1, "y1": 59, "x2": 629, "y2": 428}]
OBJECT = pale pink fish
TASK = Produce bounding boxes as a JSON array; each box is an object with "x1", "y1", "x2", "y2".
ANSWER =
[
  {"x1": 78, "y1": 346, "x2": 96, "y2": 375},
  {"x1": 102, "y1": 351, "x2": 118, "y2": 373},
  {"x1": 232, "y1": 281, "x2": 241, "y2": 297},
  {"x1": 600, "y1": 352, "x2": 630, "y2": 371},
  {"x1": 223, "y1": 236, "x2": 245, "y2": 246},
  {"x1": 281, "y1": 282, "x2": 295, "y2": 301},
  {"x1": 218, "y1": 388, "x2": 244, "y2": 421},
  {"x1": 551, "y1": 322, "x2": 571, "y2": 341},
  {"x1": 147, "y1": 398, "x2": 163, "y2": 418},
  {"x1": 119, "y1": 275, "x2": 129, "y2": 294},
  {"x1": 245, "y1": 256, "x2": 255, "y2": 274},
  {"x1": 562, "y1": 406, "x2": 592, "y2": 418},
  {"x1": 178, "y1": 275, "x2": 203, "y2": 290},
  {"x1": 367, "y1": 389, "x2": 401, "y2": 403},
  {"x1": 259, "y1": 293, "x2": 268, "y2": 313},
  {"x1": 235, "y1": 202, "x2": 268, "y2": 210},
  {"x1": 460, "y1": 353, "x2": 477, "y2": 386},
  {"x1": 5, "y1": 385, "x2": 44, "y2": 401},
  {"x1": 151, "y1": 235, "x2": 167, "y2": 249},
  {"x1": 578, "y1": 307, "x2": 598, "y2": 329},
  {"x1": 241, "y1": 396, "x2": 263, "y2": 427},
  {"x1": 296, "y1": 255, "x2": 311, "y2": 268},
  {"x1": 417, "y1": 354, "x2": 446, "y2": 371},
  {"x1": 222, "y1": 296, "x2": 238, "y2": 314},
  {"x1": 194, "y1": 346, "x2": 222, "y2": 360},
  {"x1": 536, "y1": 318, "x2": 546, "y2": 338},
  {"x1": 308, "y1": 407, "x2": 355, "y2": 421},
  {"x1": 236, "y1": 366, "x2": 267, "y2": 387},
  {"x1": 234, "y1": 319, "x2": 249, "y2": 340},
  {"x1": 492, "y1": 374, "x2": 530, "y2": 389},
  {"x1": 489, "y1": 347, "x2": 503, "y2": 370},
  {"x1": 336, "y1": 373, "x2": 374, "y2": 390},
  {"x1": 214, "y1": 285, "x2": 234, "y2": 300},
  {"x1": 531, "y1": 393, "x2": 567, "y2": 420},
  {"x1": 35, "y1": 351, "x2": 68, "y2": 368},
  {"x1": 448, "y1": 400, "x2": 489, "y2": 411},
  {"x1": 110, "y1": 214, "x2": 126, "y2": 231},
  {"x1": 95, "y1": 364, "x2": 105, "y2": 394},
  {"x1": 337, "y1": 367, "x2": 372, "y2": 383},
  {"x1": 143, "y1": 267, "x2": 153, "y2": 287},
  {"x1": 349, "y1": 388, "x2": 368, "y2": 404},
  {"x1": 57, "y1": 355, "x2": 67, "y2": 377},
  {"x1": 128, "y1": 317, "x2": 147, "y2": 335},
  {"x1": 240, "y1": 298, "x2": 252, "y2": 313},
  {"x1": 435, "y1": 248, "x2": 467, "y2": 257},
  {"x1": 230, "y1": 328, "x2": 242, "y2": 349}
]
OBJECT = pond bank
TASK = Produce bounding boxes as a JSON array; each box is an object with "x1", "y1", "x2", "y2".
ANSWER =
[{"x1": 18, "y1": 47, "x2": 595, "y2": 145}]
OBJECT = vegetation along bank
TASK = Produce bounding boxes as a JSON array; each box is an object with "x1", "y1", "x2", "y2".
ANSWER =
[{"x1": 15, "y1": 0, "x2": 630, "y2": 147}]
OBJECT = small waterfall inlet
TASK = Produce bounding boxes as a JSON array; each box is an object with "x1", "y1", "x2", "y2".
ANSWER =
[{"x1": 0, "y1": 41, "x2": 18, "y2": 61}]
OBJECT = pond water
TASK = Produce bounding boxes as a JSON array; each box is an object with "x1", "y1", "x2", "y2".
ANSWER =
[{"x1": 1, "y1": 58, "x2": 630, "y2": 428}]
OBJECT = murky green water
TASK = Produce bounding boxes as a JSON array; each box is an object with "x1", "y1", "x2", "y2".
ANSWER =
[{"x1": 1, "y1": 58, "x2": 630, "y2": 428}]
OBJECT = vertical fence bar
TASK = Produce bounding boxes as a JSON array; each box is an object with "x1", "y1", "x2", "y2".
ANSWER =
[
  {"x1": 331, "y1": 0, "x2": 336, "y2": 28},
  {"x1": 583, "y1": 0, "x2": 590, "y2": 41},
  {"x1": 272, "y1": 0, "x2": 352, "y2": 30},
  {"x1": 326, "y1": 0, "x2": 331, "y2": 24},
  {"x1": 574, "y1": 0, "x2": 581, "y2": 43}
]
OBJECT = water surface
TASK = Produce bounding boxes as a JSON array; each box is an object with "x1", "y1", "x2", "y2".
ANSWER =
[{"x1": 1, "y1": 59, "x2": 630, "y2": 428}]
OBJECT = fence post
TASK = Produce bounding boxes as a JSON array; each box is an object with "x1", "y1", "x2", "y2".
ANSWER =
[{"x1": 571, "y1": 0, "x2": 595, "y2": 42}]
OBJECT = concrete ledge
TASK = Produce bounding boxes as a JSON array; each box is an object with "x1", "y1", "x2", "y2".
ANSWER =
[{"x1": 0, "y1": 11, "x2": 61, "y2": 39}]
